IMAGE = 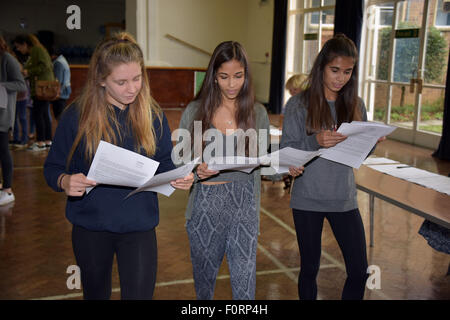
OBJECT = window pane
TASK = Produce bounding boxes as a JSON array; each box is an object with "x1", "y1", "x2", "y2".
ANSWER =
[
  {"x1": 419, "y1": 87, "x2": 444, "y2": 134},
  {"x1": 379, "y1": 5, "x2": 394, "y2": 26},
  {"x1": 389, "y1": 84, "x2": 416, "y2": 128},
  {"x1": 372, "y1": 84, "x2": 389, "y2": 122},
  {"x1": 435, "y1": 0, "x2": 450, "y2": 26},
  {"x1": 286, "y1": 14, "x2": 304, "y2": 74}
]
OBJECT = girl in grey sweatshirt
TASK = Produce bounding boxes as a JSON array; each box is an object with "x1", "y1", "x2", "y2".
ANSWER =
[{"x1": 280, "y1": 34, "x2": 377, "y2": 300}]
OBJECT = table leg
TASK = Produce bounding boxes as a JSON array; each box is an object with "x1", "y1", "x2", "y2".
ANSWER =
[{"x1": 369, "y1": 194, "x2": 375, "y2": 247}]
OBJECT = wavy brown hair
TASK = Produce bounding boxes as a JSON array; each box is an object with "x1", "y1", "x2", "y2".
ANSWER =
[
  {"x1": 67, "y1": 32, "x2": 162, "y2": 166},
  {"x1": 303, "y1": 34, "x2": 361, "y2": 132},
  {"x1": 192, "y1": 41, "x2": 255, "y2": 145},
  {"x1": 0, "y1": 36, "x2": 15, "y2": 57}
]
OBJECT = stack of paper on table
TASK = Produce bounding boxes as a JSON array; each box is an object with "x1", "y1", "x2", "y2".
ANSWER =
[
  {"x1": 366, "y1": 163, "x2": 450, "y2": 195},
  {"x1": 362, "y1": 156, "x2": 400, "y2": 165}
]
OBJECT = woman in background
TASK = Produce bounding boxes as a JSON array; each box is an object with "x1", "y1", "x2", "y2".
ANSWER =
[
  {"x1": 13, "y1": 34, "x2": 54, "y2": 151},
  {"x1": 0, "y1": 36, "x2": 26, "y2": 205}
]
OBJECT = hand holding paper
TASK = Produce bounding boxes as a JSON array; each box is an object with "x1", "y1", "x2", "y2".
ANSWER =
[
  {"x1": 319, "y1": 121, "x2": 396, "y2": 168},
  {"x1": 61, "y1": 173, "x2": 96, "y2": 197},
  {"x1": 86, "y1": 140, "x2": 159, "y2": 194}
]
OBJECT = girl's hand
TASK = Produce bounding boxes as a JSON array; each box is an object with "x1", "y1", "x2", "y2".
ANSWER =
[
  {"x1": 316, "y1": 130, "x2": 347, "y2": 148},
  {"x1": 288, "y1": 166, "x2": 304, "y2": 177},
  {"x1": 170, "y1": 173, "x2": 195, "y2": 190},
  {"x1": 196, "y1": 162, "x2": 219, "y2": 180},
  {"x1": 61, "y1": 173, "x2": 96, "y2": 197},
  {"x1": 377, "y1": 136, "x2": 386, "y2": 143}
]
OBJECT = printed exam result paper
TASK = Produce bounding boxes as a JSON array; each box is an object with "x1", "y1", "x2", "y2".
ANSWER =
[
  {"x1": 261, "y1": 147, "x2": 321, "y2": 174},
  {"x1": 86, "y1": 140, "x2": 159, "y2": 194},
  {"x1": 127, "y1": 158, "x2": 199, "y2": 198},
  {"x1": 320, "y1": 121, "x2": 396, "y2": 168}
]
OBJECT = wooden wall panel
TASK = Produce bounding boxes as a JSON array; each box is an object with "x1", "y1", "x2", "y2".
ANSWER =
[{"x1": 68, "y1": 66, "x2": 205, "y2": 108}]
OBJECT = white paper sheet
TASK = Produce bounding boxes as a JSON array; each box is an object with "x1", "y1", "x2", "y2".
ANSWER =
[
  {"x1": 207, "y1": 156, "x2": 261, "y2": 173},
  {"x1": 126, "y1": 158, "x2": 199, "y2": 198},
  {"x1": 362, "y1": 157, "x2": 400, "y2": 165},
  {"x1": 320, "y1": 121, "x2": 396, "y2": 168},
  {"x1": 367, "y1": 164, "x2": 450, "y2": 195},
  {"x1": 261, "y1": 147, "x2": 321, "y2": 174},
  {"x1": 0, "y1": 84, "x2": 7, "y2": 109},
  {"x1": 86, "y1": 140, "x2": 159, "y2": 194}
]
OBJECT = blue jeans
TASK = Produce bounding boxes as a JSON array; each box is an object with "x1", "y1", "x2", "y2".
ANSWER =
[
  {"x1": 13, "y1": 99, "x2": 28, "y2": 144},
  {"x1": 187, "y1": 180, "x2": 257, "y2": 300}
]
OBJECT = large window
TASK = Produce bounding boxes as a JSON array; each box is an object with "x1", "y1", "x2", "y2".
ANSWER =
[
  {"x1": 361, "y1": 0, "x2": 448, "y2": 148},
  {"x1": 285, "y1": 0, "x2": 335, "y2": 103}
]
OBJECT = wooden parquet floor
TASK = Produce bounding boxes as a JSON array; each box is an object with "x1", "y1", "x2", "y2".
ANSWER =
[{"x1": 0, "y1": 110, "x2": 449, "y2": 300}]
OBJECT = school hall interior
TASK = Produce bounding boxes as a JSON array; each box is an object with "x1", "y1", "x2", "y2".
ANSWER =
[{"x1": 0, "y1": 0, "x2": 449, "y2": 300}]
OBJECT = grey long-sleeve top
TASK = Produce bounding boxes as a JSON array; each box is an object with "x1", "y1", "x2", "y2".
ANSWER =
[
  {"x1": 175, "y1": 100, "x2": 270, "y2": 222},
  {"x1": 280, "y1": 93, "x2": 368, "y2": 212},
  {"x1": 0, "y1": 52, "x2": 26, "y2": 132}
]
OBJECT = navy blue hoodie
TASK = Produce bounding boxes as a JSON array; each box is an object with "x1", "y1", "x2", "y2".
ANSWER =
[{"x1": 44, "y1": 104, "x2": 175, "y2": 233}]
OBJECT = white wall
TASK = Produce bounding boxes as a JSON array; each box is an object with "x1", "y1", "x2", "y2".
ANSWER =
[
  {"x1": 128, "y1": 0, "x2": 274, "y2": 103},
  {"x1": 0, "y1": 0, "x2": 274, "y2": 103}
]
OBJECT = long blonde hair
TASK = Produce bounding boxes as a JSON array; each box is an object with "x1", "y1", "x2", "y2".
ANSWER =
[{"x1": 68, "y1": 32, "x2": 162, "y2": 166}]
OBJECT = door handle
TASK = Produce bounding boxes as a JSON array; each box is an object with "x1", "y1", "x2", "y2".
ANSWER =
[{"x1": 416, "y1": 78, "x2": 423, "y2": 94}]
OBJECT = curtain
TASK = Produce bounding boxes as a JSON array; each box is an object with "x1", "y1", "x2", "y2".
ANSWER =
[
  {"x1": 268, "y1": 0, "x2": 288, "y2": 114},
  {"x1": 333, "y1": 0, "x2": 364, "y2": 51},
  {"x1": 433, "y1": 52, "x2": 450, "y2": 161}
]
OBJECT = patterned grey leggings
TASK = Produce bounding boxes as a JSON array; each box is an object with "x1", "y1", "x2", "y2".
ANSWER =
[{"x1": 186, "y1": 180, "x2": 257, "y2": 300}]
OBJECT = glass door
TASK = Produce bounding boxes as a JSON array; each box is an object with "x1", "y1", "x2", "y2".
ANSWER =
[{"x1": 362, "y1": 0, "x2": 448, "y2": 148}]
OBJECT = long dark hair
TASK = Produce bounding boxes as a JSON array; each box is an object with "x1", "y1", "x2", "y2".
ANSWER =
[
  {"x1": 193, "y1": 41, "x2": 255, "y2": 138},
  {"x1": 303, "y1": 34, "x2": 361, "y2": 132}
]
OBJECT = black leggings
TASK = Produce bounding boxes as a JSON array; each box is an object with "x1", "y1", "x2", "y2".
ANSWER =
[
  {"x1": 292, "y1": 208, "x2": 369, "y2": 300},
  {"x1": 0, "y1": 132, "x2": 13, "y2": 189},
  {"x1": 72, "y1": 225, "x2": 158, "y2": 300},
  {"x1": 32, "y1": 99, "x2": 52, "y2": 142}
]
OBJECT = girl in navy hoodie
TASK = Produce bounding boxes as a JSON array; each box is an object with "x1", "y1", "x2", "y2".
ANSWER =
[{"x1": 44, "y1": 32, "x2": 193, "y2": 300}]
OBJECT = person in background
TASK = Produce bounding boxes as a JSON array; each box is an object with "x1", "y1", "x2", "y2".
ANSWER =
[
  {"x1": 51, "y1": 49, "x2": 71, "y2": 120},
  {"x1": 44, "y1": 32, "x2": 193, "y2": 300},
  {"x1": 0, "y1": 36, "x2": 26, "y2": 205},
  {"x1": 13, "y1": 34, "x2": 54, "y2": 151},
  {"x1": 282, "y1": 74, "x2": 307, "y2": 115},
  {"x1": 12, "y1": 69, "x2": 29, "y2": 147}
]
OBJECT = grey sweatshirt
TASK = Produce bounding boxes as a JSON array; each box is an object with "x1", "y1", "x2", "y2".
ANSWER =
[
  {"x1": 176, "y1": 100, "x2": 270, "y2": 221},
  {"x1": 0, "y1": 52, "x2": 26, "y2": 132},
  {"x1": 280, "y1": 93, "x2": 368, "y2": 212}
]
